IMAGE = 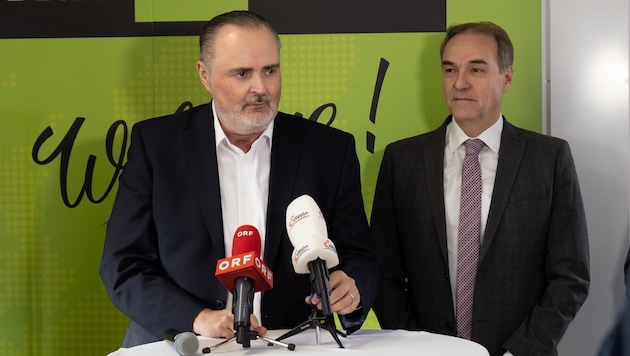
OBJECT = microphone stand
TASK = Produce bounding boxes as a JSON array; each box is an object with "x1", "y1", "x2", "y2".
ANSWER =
[
  {"x1": 206, "y1": 331, "x2": 295, "y2": 353},
  {"x1": 274, "y1": 258, "x2": 346, "y2": 348},
  {"x1": 208, "y1": 277, "x2": 296, "y2": 352}
]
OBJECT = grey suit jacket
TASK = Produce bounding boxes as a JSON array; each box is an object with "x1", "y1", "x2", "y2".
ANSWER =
[{"x1": 371, "y1": 116, "x2": 589, "y2": 356}]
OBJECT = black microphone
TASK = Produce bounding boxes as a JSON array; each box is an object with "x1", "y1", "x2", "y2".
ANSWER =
[{"x1": 163, "y1": 328, "x2": 199, "y2": 356}]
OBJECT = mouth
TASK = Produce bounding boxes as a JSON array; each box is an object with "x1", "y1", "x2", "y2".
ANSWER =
[{"x1": 245, "y1": 102, "x2": 269, "y2": 111}]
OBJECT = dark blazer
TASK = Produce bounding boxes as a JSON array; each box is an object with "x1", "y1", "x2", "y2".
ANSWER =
[
  {"x1": 371, "y1": 116, "x2": 589, "y2": 356},
  {"x1": 99, "y1": 103, "x2": 378, "y2": 346}
]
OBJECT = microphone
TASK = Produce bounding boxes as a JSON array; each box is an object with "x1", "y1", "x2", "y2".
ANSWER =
[
  {"x1": 215, "y1": 225, "x2": 273, "y2": 346},
  {"x1": 163, "y1": 328, "x2": 199, "y2": 356},
  {"x1": 285, "y1": 195, "x2": 339, "y2": 317}
]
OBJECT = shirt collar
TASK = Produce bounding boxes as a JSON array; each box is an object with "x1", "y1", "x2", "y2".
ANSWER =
[{"x1": 446, "y1": 114, "x2": 503, "y2": 154}]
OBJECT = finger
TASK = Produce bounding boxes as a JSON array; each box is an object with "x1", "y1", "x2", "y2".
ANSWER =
[
  {"x1": 306, "y1": 293, "x2": 325, "y2": 310},
  {"x1": 255, "y1": 325, "x2": 268, "y2": 336},
  {"x1": 250, "y1": 314, "x2": 260, "y2": 329},
  {"x1": 329, "y1": 278, "x2": 352, "y2": 306},
  {"x1": 310, "y1": 294, "x2": 321, "y2": 305},
  {"x1": 329, "y1": 284, "x2": 350, "y2": 305},
  {"x1": 331, "y1": 294, "x2": 355, "y2": 315},
  {"x1": 222, "y1": 327, "x2": 235, "y2": 339},
  {"x1": 328, "y1": 272, "x2": 345, "y2": 292},
  {"x1": 328, "y1": 271, "x2": 354, "y2": 304},
  {"x1": 222, "y1": 314, "x2": 236, "y2": 338},
  {"x1": 249, "y1": 315, "x2": 267, "y2": 335},
  {"x1": 332, "y1": 283, "x2": 361, "y2": 314}
]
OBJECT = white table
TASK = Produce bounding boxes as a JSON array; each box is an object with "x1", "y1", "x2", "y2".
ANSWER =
[{"x1": 107, "y1": 329, "x2": 489, "y2": 356}]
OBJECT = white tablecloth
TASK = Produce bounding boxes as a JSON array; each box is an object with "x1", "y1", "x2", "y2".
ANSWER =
[{"x1": 107, "y1": 328, "x2": 489, "y2": 356}]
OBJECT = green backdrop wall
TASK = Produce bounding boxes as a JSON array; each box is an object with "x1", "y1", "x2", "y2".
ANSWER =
[{"x1": 0, "y1": 1, "x2": 540, "y2": 354}]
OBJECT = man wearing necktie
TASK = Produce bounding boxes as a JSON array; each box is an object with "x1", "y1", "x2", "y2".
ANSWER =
[{"x1": 371, "y1": 22, "x2": 589, "y2": 356}]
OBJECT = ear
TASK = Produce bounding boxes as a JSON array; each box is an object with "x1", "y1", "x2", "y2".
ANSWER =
[
  {"x1": 196, "y1": 60, "x2": 212, "y2": 93},
  {"x1": 502, "y1": 66, "x2": 513, "y2": 93}
]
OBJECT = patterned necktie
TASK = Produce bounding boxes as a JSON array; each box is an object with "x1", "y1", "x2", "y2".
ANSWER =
[{"x1": 456, "y1": 138, "x2": 485, "y2": 340}]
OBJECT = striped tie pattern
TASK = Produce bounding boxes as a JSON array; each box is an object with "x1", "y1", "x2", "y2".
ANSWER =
[{"x1": 456, "y1": 138, "x2": 485, "y2": 340}]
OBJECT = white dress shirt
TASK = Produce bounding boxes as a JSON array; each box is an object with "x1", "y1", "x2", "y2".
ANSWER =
[
  {"x1": 444, "y1": 115, "x2": 502, "y2": 315},
  {"x1": 213, "y1": 101, "x2": 273, "y2": 325}
]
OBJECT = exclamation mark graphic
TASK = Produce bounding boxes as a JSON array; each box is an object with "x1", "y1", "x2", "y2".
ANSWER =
[{"x1": 367, "y1": 58, "x2": 389, "y2": 154}]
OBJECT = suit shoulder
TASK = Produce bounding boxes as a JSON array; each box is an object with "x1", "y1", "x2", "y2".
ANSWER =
[
  {"x1": 511, "y1": 125, "x2": 570, "y2": 149},
  {"x1": 384, "y1": 129, "x2": 440, "y2": 153},
  {"x1": 275, "y1": 112, "x2": 354, "y2": 141},
  {"x1": 133, "y1": 103, "x2": 208, "y2": 132}
]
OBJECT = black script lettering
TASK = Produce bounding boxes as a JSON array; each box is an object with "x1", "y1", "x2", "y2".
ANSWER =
[
  {"x1": 175, "y1": 101, "x2": 193, "y2": 113},
  {"x1": 32, "y1": 117, "x2": 128, "y2": 208},
  {"x1": 307, "y1": 103, "x2": 337, "y2": 126},
  {"x1": 367, "y1": 58, "x2": 390, "y2": 154}
]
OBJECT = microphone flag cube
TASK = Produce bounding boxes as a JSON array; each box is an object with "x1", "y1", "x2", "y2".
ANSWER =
[{"x1": 215, "y1": 252, "x2": 273, "y2": 292}]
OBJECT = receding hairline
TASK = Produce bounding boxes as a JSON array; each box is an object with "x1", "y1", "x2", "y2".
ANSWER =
[
  {"x1": 439, "y1": 21, "x2": 514, "y2": 73},
  {"x1": 199, "y1": 10, "x2": 281, "y2": 64}
]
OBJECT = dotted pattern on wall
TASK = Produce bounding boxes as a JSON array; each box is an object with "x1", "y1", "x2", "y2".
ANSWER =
[
  {"x1": 0, "y1": 39, "x2": 208, "y2": 355},
  {"x1": 113, "y1": 36, "x2": 208, "y2": 128},
  {"x1": 280, "y1": 34, "x2": 355, "y2": 134},
  {"x1": 0, "y1": 142, "x2": 128, "y2": 355},
  {"x1": 1, "y1": 73, "x2": 17, "y2": 88},
  {"x1": 0, "y1": 146, "x2": 48, "y2": 318}
]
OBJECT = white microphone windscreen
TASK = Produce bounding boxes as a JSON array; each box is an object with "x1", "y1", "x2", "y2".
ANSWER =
[{"x1": 286, "y1": 195, "x2": 339, "y2": 273}]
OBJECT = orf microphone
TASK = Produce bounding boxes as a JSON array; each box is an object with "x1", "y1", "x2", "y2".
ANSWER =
[
  {"x1": 215, "y1": 225, "x2": 273, "y2": 347},
  {"x1": 286, "y1": 195, "x2": 338, "y2": 316},
  {"x1": 163, "y1": 328, "x2": 199, "y2": 356},
  {"x1": 215, "y1": 225, "x2": 273, "y2": 292}
]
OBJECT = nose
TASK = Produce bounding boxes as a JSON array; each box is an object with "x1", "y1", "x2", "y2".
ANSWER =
[
  {"x1": 453, "y1": 72, "x2": 470, "y2": 91},
  {"x1": 250, "y1": 73, "x2": 266, "y2": 94}
]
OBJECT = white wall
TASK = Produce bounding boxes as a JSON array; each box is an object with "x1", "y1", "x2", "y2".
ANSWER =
[{"x1": 546, "y1": 0, "x2": 630, "y2": 355}]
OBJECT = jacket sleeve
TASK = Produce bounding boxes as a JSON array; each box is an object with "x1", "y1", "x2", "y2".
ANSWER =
[
  {"x1": 370, "y1": 145, "x2": 418, "y2": 330},
  {"x1": 330, "y1": 134, "x2": 379, "y2": 333},
  {"x1": 503, "y1": 140, "x2": 590, "y2": 355},
  {"x1": 99, "y1": 123, "x2": 210, "y2": 340}
]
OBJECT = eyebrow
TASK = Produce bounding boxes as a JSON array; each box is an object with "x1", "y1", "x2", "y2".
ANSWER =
[
  {"x1": 264, "y1": 63, "x2": 281, "y2": 71},
  {"x1": 469, "y1": 59, "x2": 489, "y2": 65},
  {"x1": 442, "y1": 59, "x2": 489, "y2": 66},
  {"x1": 228, "y1": 67, "x2": 251, "y2": 74},
  {"x1": 228, "y1": 63, "x2": 280, "y2": 74}
]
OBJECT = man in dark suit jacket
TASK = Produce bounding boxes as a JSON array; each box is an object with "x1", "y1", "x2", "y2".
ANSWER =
[
  {"x1": 99, "y1": 10, "x2": 377, "y2": 347},
  {"x1": 371, "y1": 22, "x2": 589, "y2": 356}
]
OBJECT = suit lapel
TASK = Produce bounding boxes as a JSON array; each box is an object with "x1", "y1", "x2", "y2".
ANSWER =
[
  {"x1": 479, "y1": 119, "x2": 526, "y2": 261},
  {"x1": 183, "y1": 105, "x2": 225, "y2": 252},
  {"x1": 426, "y1": 119, "x2": 450, "y2": 264},
  {"x1": 264, "y1": 114, "x2": 300, "y2": 265}
]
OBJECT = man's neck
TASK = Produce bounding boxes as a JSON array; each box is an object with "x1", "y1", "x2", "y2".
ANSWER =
[{"x1": 225, "y1": 132, "x2": 262, "y2": 153}]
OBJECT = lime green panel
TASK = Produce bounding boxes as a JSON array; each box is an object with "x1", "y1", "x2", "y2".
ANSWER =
[{"x1": 135, "y1": 0, "x2": 154, "y2": 22}]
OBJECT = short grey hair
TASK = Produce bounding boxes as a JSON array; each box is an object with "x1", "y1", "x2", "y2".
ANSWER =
[
  {"x1": 199, "y1": 10, "x2": 281, "y2": 65},
  {"x1": 440, "y1": 21, "x2": 514, "y2": 73}
]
